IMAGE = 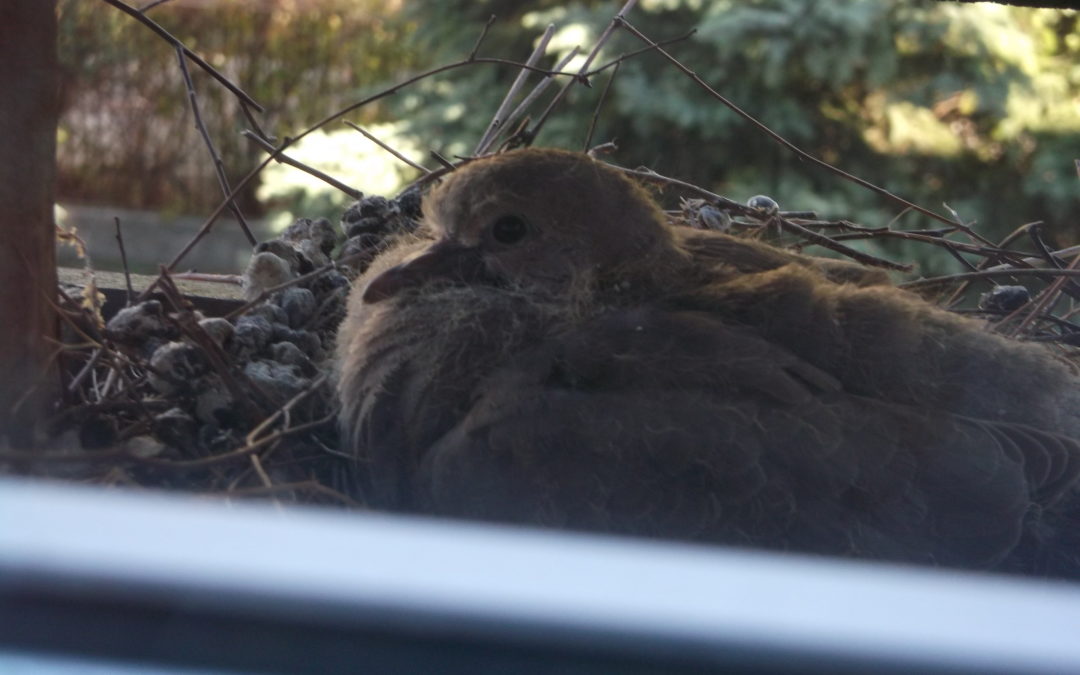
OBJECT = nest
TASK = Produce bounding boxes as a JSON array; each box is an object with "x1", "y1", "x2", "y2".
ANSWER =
[{"x1": 18, "y1": 183, "x2": 1080, "y2": 507}]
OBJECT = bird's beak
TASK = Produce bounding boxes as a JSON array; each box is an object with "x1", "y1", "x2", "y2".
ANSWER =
[{"x1": 362, "y1": 239, "x2": 487, "y2": 304}]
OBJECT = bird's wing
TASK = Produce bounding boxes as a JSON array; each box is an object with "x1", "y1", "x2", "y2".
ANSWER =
[
  {"x1": 678, "y1": 230, "x2": 890, "y2": 286},
  {"x1": 416, "y1": 307, "x2": 1080, "y2": 571}
]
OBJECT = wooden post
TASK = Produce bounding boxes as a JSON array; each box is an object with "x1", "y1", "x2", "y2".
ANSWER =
[{"x1": 0, "y1": 1, "x2": 59, "y2": 444}]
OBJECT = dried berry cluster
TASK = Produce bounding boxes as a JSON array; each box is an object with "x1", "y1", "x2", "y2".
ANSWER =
[
  {"x1": 32, "y1": 193, "x2": 419, "y2": 502},
  {"x1": 337, "y1": 191, "x2": 422, "y2": 274}
]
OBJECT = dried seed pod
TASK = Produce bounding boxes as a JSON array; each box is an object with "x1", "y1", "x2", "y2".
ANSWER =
[
  {"x1": 153, "y1": 407, "x2": 198, "y2": 451},
  {"x1": 698, "y1": 205, "x2": 732, "y2": 231},
  {"x1": 147, "y1": 341, "x2": 208, "y2": 395},
  {"x1": 309, "y1": 269, "x2": 350, "y2": 299},
  {"x1": 244, "y1": 359, "x2": 310, "y2": 403},
  {"x1": 123, "y1": 435, "x2": 166, "y2": 459},
  {"x1": 194, "y1": 375, "x2": 235, "y2": 427},
  {"x1": 343, "y1": 194, "x2": 417, "y2": 239},
  {"x1": 198, "y1": 317, "x2": 234, "y2": 348},
  {"x1": 747, "y1": 194, "x2": 779, "y2": 216},
  {"x1": 271, "y1": 324, "x2": 323, "y2": 359},
  {"x1": 277, "y1": 286, "x2": 317, "y2": 329},
  {"x1": 242, "y1": 250, "x2": 294, "y2": 302},
  {"x1": 105, "y1": 300, "x2": 177, "y2": 347},
  {"x1": 345, "y1": 216, "x2": 390, "y2": 239},
  {"x1": 358, "y1": 195, "x2": 395, "y2": 220},
  {"x1": 246, "y1": 302, "x2": 289, "y2": 327},
  {"x1": 254, "y1": 240, "x2": 304, "y2": 274},
  {"x1": 395, "y1": 188, "x2": 423, "y2": 220},
  {"x1": 337, "y1": 232, "x2": 388, "y2": 276},
  {"x1": 342, "y1": 198, "x2": 393, "y2": 235},
  {"x1": 271, "y1": 341, "x2": 317, "y2": 376},
  {"x1": 979, "y1": 285, "x2": 1031, "y2": 313},
  {"x1": 340, "y1": 201, "x2": 363, "y2": 230},
  {"x1": 283, "y1": 216, "x2": 340, "y2": 257},
  {"x1": 231, "y1": 314, "x2": 274, "y2": 358}
]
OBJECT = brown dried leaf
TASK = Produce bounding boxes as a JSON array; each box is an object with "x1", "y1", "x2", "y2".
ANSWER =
[
  {"x1": 55, "y1": 223, "x2": 88, "y2": 260},
  {"x1": 81, "y1": 277, "x2": 106, "y2": 330}
]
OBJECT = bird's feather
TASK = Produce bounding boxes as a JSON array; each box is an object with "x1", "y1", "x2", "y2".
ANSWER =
[{"x1": 336, "y1": 148, "x2": 1080, "y2": 578}]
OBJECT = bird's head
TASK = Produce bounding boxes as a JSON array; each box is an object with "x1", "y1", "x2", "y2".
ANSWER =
[{"x1": 361, "y1": 148, "x2": 679, "y2": 303}]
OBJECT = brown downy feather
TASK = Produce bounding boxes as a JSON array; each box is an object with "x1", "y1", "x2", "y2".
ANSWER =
[{"x1": 336, "y1": 148, "x2": 1080, "y2": 579}]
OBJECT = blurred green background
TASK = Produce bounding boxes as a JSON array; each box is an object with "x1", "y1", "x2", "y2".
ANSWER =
[{"x1": 56, "y1": 0, "x2": 1078, "y2": 275}]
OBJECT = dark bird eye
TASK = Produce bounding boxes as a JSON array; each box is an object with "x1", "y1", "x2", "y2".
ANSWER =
[{"x1": 491, "y1": 214, "x2": 529, "y2": 245}]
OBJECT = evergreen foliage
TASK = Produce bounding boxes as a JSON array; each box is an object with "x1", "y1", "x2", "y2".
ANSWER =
[{"x1": 393, "y1": 1, "x2": 1079, "y2": 271}]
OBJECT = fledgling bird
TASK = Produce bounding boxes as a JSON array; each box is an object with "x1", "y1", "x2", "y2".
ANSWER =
[{"x1": 336, "y1": 148, "x2": 1080, "y2": 579}]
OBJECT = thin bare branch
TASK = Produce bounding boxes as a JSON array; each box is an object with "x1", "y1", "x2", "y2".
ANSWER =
[
  {"x1": 344, "y1": 121, "x2": 430, "y2": 175},
  {"x1": 901, "y1": 268, "x2": 1080, "y2": 290},
  {"x1": 99, "y1": 0, "x2": 263, "y2": 111},
  {"x1": 138, "y1": 0, "x2": 174, "y2": 11},
  {"x1": 475, "y1": 24, "x2": 556, "y2": 155},
  {"x1": 615, "y1": 17, "x2": 964, "y2": 231},
  {"x1": 587, "y1": 29, "x2": 697, "y2": 76},
  {"x1": 1008, "y1": 250, "x2": 1080, "y2": 337},
  {"x1": 175, "y1": 45, "x2": 256, "y2": 245},
  {"x1": 492, "y1": 47, "x2": 580, "y2": 151},
  {"x1": 583, "y1": 60, "x2": 620, "y2": 152},
  {"x1": 113, "y1": 217, "x2": 135, "y2": 305},
  {"x1": 528, "y1": 0, "x2": 641, "y2": 144},
  {"x1": 469, "y1": 14, "x2": 497, "y2": 60},
  {"x1": 775, "y1": 216, "x2": 912, "y2": 272},
  {"x1": 242, "y1": 130, "x2": 362, "y2": 198},
  {"x1": 430, "y1": 150, "x2": 456, "y2": 171}
]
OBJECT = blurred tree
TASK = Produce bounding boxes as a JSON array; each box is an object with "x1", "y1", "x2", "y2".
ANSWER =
[
  {"x1": 391, "y1": 0, "x2": 1079, "y2": 273},
  {"x1": 0, "y1": 0, "x2": 59, "y2": 443},
  {"x1": 57, "y1": 0, "x2": 419, "y2": 214}
]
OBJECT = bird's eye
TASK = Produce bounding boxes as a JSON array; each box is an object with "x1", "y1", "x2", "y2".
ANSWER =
[{"x1": 490, "y1": 214, "x2": 529, "y2": 245}]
